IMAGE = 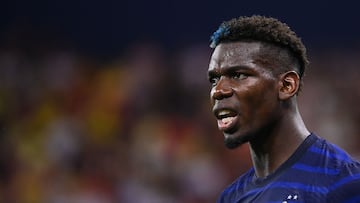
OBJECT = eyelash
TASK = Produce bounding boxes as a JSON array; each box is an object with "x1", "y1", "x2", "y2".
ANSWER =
[
  {"x1": 209, "y1": 72, "x2": 248, "y2": 86},
  {"x1": 209, "y1": 76, "x2": 219, "y2": 85},
  {"x1": 234, "y1": 72, "x2": 248, "y2": 79}
]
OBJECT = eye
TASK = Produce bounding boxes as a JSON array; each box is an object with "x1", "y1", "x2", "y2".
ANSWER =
[
  {"x1": 209, "y1": 76, "x2": 220, "y2": 86},
  {"x1": 233, "y1": 72, "x2": 248, "y2": 80}
]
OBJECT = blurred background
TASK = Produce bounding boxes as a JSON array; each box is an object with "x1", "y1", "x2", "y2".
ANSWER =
[{"x1": 0, "y1": 0, "x2": 360, "y2": 202}]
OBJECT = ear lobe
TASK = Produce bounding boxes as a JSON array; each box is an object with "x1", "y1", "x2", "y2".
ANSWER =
[{"x1": 279, "y1": 71, "x2": 300, "y2": 100}]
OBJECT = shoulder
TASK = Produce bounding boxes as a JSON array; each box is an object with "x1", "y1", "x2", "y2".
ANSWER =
[
  {"x1": 310, "y1": 134, "x2": 358, "y2": 167},
  {"x1": 315, "y1": 136, "x2": 360, "y2": 201},
  {"x1": 314, "y1": 135, "x2": 360, "y2": 174},
  {"x1": 326, "y1": 161, "x2": 360, "y2": 202}
]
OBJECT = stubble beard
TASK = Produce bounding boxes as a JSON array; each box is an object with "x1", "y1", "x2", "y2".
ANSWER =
[{"x1": 224, "y1": 132, "x2": 252, "y2": 149}]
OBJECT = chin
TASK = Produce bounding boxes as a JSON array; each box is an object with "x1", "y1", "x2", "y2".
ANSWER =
[{"x1": 224, "y1": 132, "x2": 250, "y2": 149}]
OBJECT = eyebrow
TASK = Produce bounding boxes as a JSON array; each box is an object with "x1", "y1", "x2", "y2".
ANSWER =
[{"x1": 208, "y1": 65, "x2": 251, "y2": 77}]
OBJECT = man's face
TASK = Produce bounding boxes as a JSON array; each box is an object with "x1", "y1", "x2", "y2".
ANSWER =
[{"x1": 208, "y1": 41, "x2": 281, "y2": 149}]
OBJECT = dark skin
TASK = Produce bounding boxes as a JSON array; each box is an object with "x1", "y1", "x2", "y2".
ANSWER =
[{"x1": 208, "y1": 41, "x2": 309, "y2": 178}]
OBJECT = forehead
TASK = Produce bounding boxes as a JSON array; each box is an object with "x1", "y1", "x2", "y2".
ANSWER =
[{"x1": 209, "y1": 41, "x2": 263, "y2": 70}]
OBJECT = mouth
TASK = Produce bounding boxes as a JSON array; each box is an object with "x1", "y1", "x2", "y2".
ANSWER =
[{"x1": 214, "y1": 109, "x2": 239, "y2": 132}]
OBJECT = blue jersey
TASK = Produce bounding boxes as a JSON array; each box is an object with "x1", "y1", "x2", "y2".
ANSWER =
[{"x1": 217, "y1": 133, "x2": 360, "y2": 203}]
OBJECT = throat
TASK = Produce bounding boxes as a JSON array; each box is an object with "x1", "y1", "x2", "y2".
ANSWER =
[
  {"x1": 249, "y1": 134, "x2": 307, "y2": 178},
  {"x1": 248, "y1": 134, "x2": 296, "y2": 178},
  {"x1": 251, "y1": 152, "x2": 272, "y2": 178}
]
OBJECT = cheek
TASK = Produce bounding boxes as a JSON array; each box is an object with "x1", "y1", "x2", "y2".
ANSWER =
[
  {"x1": 239, "y1": 83, "x2": 278, "y2": 118},
  {"x1": 252, "y1": 88, "x2": 279, "y2": 120}
]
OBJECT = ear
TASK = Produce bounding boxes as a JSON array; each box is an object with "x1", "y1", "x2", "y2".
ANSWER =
[{"x1": 278, "y1": 71, "x2": 300, "y2": 100}]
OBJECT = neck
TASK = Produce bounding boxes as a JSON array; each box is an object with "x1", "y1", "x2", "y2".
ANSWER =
[{"x1": 249, "y1": 104, "x2": 309, "y2": 178}]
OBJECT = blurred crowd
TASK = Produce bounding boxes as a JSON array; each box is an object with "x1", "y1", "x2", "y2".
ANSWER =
[{"x1": 0, "y1": 38, "x2": 359, "y2": 203}]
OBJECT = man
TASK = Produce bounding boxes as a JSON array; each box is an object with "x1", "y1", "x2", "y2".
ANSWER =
[{"x1": 208, "y1": 15, "x2": 360, "y2": 202}]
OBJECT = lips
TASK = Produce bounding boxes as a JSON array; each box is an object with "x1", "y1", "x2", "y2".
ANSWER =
[{"x1": 213, "y1": 108, "x2": 239, "y2": 132}]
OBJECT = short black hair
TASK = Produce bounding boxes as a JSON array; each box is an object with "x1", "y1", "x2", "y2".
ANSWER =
[{"x1": 210, "y1": 15, "x2": 309, "y2": 79}]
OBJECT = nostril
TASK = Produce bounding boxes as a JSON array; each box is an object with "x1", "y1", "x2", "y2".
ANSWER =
[
  {"x1": 212, "y1": 89, "x2": 221, "y2": 100},
  {"x1": 212, "y1": 85, "x2": 233, "y2": 100}
]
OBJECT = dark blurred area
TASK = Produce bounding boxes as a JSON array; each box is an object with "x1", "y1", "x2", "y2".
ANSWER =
[{"x1": 0, "y1": 0, "x2": 359, "y2": 202}]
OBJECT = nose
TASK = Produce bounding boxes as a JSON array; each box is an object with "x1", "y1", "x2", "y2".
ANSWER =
[{"x1": 211, "y1": 77, "x2": 233, "y2": 100}]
